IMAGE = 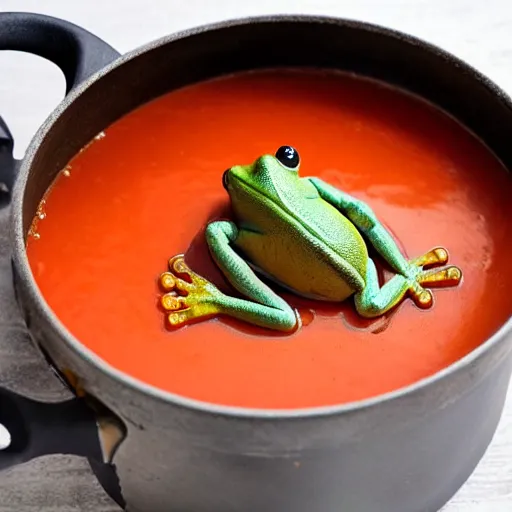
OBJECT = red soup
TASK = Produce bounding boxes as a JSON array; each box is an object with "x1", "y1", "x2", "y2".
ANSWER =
[{"x1": 27, "y1": 69, "x2": 512, "y2": 409}]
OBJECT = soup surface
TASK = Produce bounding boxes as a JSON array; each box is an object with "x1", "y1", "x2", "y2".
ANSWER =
[{"x1": 27, "y1": 69, "x2": 512, "y2": 408}]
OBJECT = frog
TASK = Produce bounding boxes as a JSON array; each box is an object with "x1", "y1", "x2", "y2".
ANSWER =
[{"x1": 159, "y1": 146, "x2": 462, "y2": 332}]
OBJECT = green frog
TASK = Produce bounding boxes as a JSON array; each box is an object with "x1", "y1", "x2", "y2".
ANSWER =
[{"x1": 160, "y1": 146, "x2": 462, "y2": 332}]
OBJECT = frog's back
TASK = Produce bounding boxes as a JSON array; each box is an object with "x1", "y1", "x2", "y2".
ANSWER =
[
  {"x1": 233, "y1": 183, "x2": 368, "y2": 301},
  {"x1": 295, "y1": 193, "x2": 369, "y2": 278}
]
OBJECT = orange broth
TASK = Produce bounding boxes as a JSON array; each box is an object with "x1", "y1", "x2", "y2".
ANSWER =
[{"x1": 26, "y1": 69, "x2": 512, "y2": 409}]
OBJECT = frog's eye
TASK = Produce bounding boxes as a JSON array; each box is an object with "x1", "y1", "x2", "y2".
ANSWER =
[{"x1": 275, "y1": 146, "x2": 300, "y2": 170}]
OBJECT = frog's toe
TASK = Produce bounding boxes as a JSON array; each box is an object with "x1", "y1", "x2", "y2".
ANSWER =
[
  {"x1": 412, "y1": 247, "x2": 449, "y2": 268},
  {"x1": 169, "y1": 254, "x2": 194, "y2": 278},
  {"x1": 159, "y1": 270, "x2": 191, "y2": 295},
  {"x1": 165, "y1": 300, "x2": 222, "y2": 328},
  {"x1": 418, "y1": 265, "x2": 462, "y2": 288},
  {"x1": 160, "y1": 272, "x2": 177, "y2": 291},
  {"x1": 408, "y1": 282, "x2": 434, "y2": 309},
  {"x1": 167, "y1": 310, "x2": 192, "y2": 327},
  {"x1": 169, "y1": 254, "x2": 213, "y2": 289},
  {"x1": 161, "y1": 293, "x2": 186, "y2": 311}
]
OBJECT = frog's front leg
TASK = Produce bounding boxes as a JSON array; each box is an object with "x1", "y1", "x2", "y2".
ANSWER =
[
  {"x1": 308, "y1": 177, "x2": 462, "y2": 311},
  {"x1": 160, "y1": 221, "x2": 298, "y2": 332},
  {"x1": 308, "y1": 177, "x2": 412, "y2": 275}
]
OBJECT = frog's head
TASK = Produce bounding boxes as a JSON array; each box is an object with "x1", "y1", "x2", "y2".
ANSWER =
[{"x1": 222, "y1": 146, "x2": 303, "y2": 208}]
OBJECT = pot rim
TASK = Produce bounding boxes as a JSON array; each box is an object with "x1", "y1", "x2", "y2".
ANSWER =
[{"x1": 10, "y1": 13, "x2": 512, "y2": 419}]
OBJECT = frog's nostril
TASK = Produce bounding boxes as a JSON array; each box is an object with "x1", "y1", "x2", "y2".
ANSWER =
[{"x1": 222, "y1": 169, "x2": 230, "y2": 190}]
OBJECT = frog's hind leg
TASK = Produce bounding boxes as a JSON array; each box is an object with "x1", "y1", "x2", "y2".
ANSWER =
[
  {"x1": 205, "y1": 221, "x2": 298, "y2": 331},
  {"x1": 160, "y1": 221, "x2": 299, "y2": 332},
  {"x1": 355, "y1": 259, "x2": 432, "y2": 318}
]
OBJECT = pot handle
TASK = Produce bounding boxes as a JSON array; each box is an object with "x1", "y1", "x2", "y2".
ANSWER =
[
  {"x1": 0, "y1": 385, "x2": 126, "y2": 471},
  {"x1": 0, "y1": 11, "x2": 121, "y2": 192},
  {"x1": 0, "y1": 12, "x2": 120, "y2": 94},
  {"x1": 0, "y1": 116, "x2": 14, "y2": 197}
]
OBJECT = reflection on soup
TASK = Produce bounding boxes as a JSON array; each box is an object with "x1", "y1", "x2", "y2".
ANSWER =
[{"x1": 27, "y1": 69, "x2": 512, "y2": 409}]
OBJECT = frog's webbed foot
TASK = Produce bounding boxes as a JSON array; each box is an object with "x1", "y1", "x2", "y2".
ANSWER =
[
  {"x1": 407, "y1": 247, "x2": 462, "y2": 309},
  {"x1": 159, "y1": 254, "x2": 224, "y2": 328}
]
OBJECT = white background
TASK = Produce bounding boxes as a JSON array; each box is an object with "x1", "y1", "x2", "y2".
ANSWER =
[{"x1": 0, "y1": 1, "x2": 511, "y2": 510}]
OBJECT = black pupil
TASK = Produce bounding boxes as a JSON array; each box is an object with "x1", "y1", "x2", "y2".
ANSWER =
[{"x1": 275, "y1": 146, "x2": 299, "y2": 168}]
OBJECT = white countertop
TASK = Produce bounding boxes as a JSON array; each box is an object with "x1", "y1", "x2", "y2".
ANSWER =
[{"x1": 0, "y1": 0, "x2": 511, "y2": 510}]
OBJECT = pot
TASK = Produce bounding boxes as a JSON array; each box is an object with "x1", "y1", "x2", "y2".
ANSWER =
[{"x1": 0, "y1": 11, "x2": 511, "y2": 512}]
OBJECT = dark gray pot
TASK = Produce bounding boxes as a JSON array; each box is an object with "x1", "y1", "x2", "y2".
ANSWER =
[{"x1": 0, "y1": 12, "x2": 511, "y2": 512}]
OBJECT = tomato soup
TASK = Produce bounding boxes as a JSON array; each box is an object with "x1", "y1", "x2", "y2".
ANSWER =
[{"x1": 26, "y1": 69, "x2": 512, "y2": 409}]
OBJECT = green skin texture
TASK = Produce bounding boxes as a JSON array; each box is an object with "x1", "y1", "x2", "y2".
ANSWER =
[{"x1": 202, "y1": 154, "x2": 428, "y2": 332}]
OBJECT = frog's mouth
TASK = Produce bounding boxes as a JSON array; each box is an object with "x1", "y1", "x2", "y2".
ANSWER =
[
  {"x1": 227, "y1": 173, "x2": 309, "y2": 229},
  {"x1": 225, "y1": 170, "x2": 278, "y2": 204},
  {"x1": 222, "y1": 169, "x2": 230, "y2": 190},
  {"x1": 227, "y1": 170, "x2": 317, "y2": 207},
  {"x1": 223, "y1": 169, "x2": 273, "y2": 201}
]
